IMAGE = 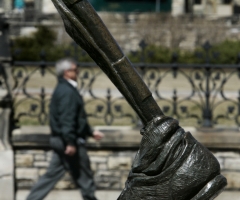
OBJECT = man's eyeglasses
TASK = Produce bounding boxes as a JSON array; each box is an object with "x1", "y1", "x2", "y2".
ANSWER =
[{"x1": 67, "y1": 68, "x2": 79, "y2": 72}]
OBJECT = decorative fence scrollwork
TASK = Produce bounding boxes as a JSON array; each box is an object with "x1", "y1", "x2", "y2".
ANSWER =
[
  {"x1": 1, "y1": 41, "x2": 240, "y2": 128},
  {"x1": 11, "y1": 56, "x2": 138, "y2": 127},
  {"x1": 77, "y1": 65, "x2": 137, "y2": 126},
  {"x1": 11, "y1": 59, "x2": 56, "y2": 126}
]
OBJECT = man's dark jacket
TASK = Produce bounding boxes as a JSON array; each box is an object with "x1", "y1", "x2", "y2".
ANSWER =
[{"x1": 50, "y1": 78, "x2": 93, "y2": 145}]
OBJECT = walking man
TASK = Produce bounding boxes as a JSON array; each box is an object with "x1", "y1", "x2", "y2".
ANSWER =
[{"x1": 26, "y1": 58, "x2": 104, "y2": 200}]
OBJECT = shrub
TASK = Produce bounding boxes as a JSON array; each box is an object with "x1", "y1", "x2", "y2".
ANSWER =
[
  {"x1": 210, "y1": 40, "x2": 240, "y2": 64},
  {"x1": 128, "y1": 40, "x2": 240, "y2": 64},
  {"x1": 12, "y1": 26, "x2": 240, "y2": 64},
  {"x1": 11, "y1": 26, "x2": 92, "y2": 62}
]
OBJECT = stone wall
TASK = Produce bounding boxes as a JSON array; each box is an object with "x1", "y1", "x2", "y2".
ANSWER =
[
  {"x1": 15, "y1": 148, "x2": 240, "y2": 191},
  {"x1": 214, "y1": 151, "x2": 240, "y2": 190},
  {"x1": 13, "y1": 126, "x2": 240, "y2": 191},
  {"x1": 15, "y1": 149, "x2": 135, "y2": 190}
]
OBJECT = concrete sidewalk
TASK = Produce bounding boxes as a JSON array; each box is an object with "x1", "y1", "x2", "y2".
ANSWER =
[{"x1": 16, "y1": 190, "x2": 240, "y2": 200}]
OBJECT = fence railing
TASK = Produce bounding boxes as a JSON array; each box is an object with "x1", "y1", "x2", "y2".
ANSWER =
[{"x1": 1, "y1": 41, "x2": 240, "y2": 128}]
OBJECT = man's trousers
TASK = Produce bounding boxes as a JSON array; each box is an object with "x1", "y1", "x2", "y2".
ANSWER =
[{"x1": 26, "y1": 137, "x2": 97, "y2": 200}]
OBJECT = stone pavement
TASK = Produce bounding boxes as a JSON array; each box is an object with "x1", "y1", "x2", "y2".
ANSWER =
[
  {"x1": 16, "y1": 190, "x2": 240, "y2": 200},
  {"x1": 17, "y1": 190, "x2": 120, "y2": 200}
]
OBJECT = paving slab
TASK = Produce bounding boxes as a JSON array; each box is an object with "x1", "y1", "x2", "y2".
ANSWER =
[
  {"x1": 16, "y1": 190, "x2": 121, "y2": 200},
  {"x1": 16, "y1": 190, "x2": 239, "y2": 200},
  {"x1": 215, "y1": 191, "x2": 240, "y2": 200}
]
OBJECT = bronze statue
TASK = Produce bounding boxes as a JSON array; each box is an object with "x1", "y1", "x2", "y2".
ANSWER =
[{"x1": 51, "y1": 0, "x2": 227, "y2": 199}]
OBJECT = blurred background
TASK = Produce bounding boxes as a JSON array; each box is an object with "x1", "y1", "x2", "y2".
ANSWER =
[{"x1": 0, "y1": 0, "x2": 240, "y2": 199}]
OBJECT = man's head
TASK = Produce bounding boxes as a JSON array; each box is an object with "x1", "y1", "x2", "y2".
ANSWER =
[{"x1": 55, "y1": 58, "x2": 78, "y2": 81}]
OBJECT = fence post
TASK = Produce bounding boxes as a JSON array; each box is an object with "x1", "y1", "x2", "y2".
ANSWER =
[
  {"x1": 200, "y1": 42, "x2": 213, "y2": 127},
  {"x1": 202, "y1": 66, "x2": 212, "y2": 127}
]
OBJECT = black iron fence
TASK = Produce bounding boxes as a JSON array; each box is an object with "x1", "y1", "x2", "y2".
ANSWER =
[
  {"x1": 1, "y1": 41, "x2": 240, "y2": 128},
  {"x1": 10, "y1": 60, "x2": 138, "y2": 127}
]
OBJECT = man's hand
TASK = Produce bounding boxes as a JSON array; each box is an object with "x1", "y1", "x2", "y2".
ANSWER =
[
  {"x1": 65, "y1": 145, "x2": 76, "y2": 156},
  {"x1": 93, "y1": 130, "x2": 104, "y2": 141}
]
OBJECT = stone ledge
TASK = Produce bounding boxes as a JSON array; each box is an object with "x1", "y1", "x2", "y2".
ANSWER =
[
  {"x1": 192, "y1": 127, "x2": 240, "y2": 150},
  {"x1": 12, "y1": 126, "x2": 141, "y2": 149},
  {"x1": 11, "y1": 126, "x2": 240, "y2": 150}
]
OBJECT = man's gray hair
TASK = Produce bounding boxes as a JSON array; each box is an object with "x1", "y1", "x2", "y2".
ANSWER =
[{"x1": 55, "y1": 58, "x2": 77, "y2": 77}]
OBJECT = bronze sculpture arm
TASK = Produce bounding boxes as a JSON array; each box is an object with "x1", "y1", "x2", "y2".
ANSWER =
[
  {"x1": 52, "y1": 0, "x2": 163, "y2": 126},
  {"x1": 51, "y1": 0, "x2": 227, "y2": 199}
]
